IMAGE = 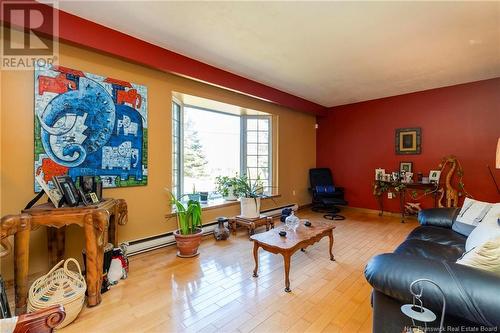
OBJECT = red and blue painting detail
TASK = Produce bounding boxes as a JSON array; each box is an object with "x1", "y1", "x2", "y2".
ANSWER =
[{"x1": 34, "y1": 65, "x2": 148, "y2": 191}]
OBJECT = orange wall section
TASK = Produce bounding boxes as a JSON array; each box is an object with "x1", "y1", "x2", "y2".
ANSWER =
[{"x1": 0, "y1": 39, "x2": 316, "y2": 280}]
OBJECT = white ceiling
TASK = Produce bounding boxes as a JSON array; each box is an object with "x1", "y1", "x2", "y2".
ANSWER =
[{"x1": 59, "y1": 1, "x2": 500, "y2": 107}]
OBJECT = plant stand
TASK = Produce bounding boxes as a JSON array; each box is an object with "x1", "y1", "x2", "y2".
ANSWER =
[{"x1": 229, "y1": 215, "x2": 274, "y2": 238}]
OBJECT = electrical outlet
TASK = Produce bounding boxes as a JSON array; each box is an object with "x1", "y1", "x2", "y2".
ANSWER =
[
  {"x1": 388, "y1": 192, "x2": 393, "y2": 199},
  {"x1": 292, "y1": 190, "x2": 296, "y2": 196}
]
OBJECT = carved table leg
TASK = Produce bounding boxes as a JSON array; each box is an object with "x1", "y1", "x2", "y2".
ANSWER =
[
  {"x1": 230, "y1": 220, "x2": 237, "y2": 235},
  {"x1": 252, "y1": 242, "x2": 259, "y2": 277},
  {"x1": 14, "y1": 215, "x2": 31, "y2": 315},
  {"x1": 328, "y1": 230, "x2": 335, "y2": 261},
  {"x1": 47, "y1": 227, "x2": 66, "y2": 268},
  {"x1": 83, "y1": 210, "x2": 108, "y2": 307},
  {"x1": 283, "y1": 253, "x2": 292, "y2": 292},
  {"x1": 249, "y1": 223, "x2": 255, "y2": 238},
  {"x1": 399, "y1": 188, "x2": 406, "y2": 223},
  {"x1": 108, "y1": 212, "x2": 117, "y2": 247}
]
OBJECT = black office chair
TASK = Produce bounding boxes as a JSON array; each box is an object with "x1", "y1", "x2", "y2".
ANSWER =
[{"x1": 309, "y1": 168, "x2": 347, "y2": 220}]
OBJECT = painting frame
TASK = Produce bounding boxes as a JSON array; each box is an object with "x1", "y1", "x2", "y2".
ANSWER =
[
  {"x1": 399, "y1": 161, "x2": 413, "y2": 173},
  {"x1": 429, "y1": 170, "x2": 442, "y2": 184},
  {"x1": 34, "y1": 64, "x2": 148, "y2": 191},
  {"x1": 53, "y1": 175, "x2": 80, "y2": 207},
  {"x1": 395, "y1": 128, "x2": 421, "y2": 155}
]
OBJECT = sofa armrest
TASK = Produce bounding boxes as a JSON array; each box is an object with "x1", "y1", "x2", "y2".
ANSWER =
[
  {"x1": 418, "y1": 208, "x2": 459, "y2": 228},
  {"x1": 365, "y1": 254, "x2": 500, "y2": 327}
]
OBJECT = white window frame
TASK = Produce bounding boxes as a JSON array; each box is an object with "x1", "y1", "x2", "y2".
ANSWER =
[
  {"x1": 241, "y1": 115, "x2": 273, "y2": 193},
  {"x1": 172, "y1": 100, "x2": 273, "y2": 197},
  {"x1": 171, "y1": 99, "x2": 183, "y2": 199}
]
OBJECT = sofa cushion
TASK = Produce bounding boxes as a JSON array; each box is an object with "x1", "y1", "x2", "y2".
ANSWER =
[
  {"x1": 457, "y1": 237, "x2": 500, "y2": 274},
  {"x1": 453, "y1": 198, "x2": 494, "y2": 236},
  {"x1": 394, "y1": 239, "x2": 464, "y2": 261},
  {"x1": 406, "y1": 225, "x2": 466, "y2": 250},
  {"x1": 465, "y1": 205, "x2": 500, "y2": 252}
]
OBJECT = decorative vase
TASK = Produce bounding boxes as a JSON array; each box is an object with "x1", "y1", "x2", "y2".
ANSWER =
[
  {"x1": 187, "y1": 193, "x2": 200, "y2": 202},
  {"x1": 240, "y1": 197, "x2": 261, "y2": 218},
  {"x1": 199, "y1": 192, "x2": 209, "y2": 204},
  {"x1": 174, "y1": 228, "x2": 203, "y2": 258},
  {"x1": 285, "y1": 211, "x2": 300, "y2": 231}
]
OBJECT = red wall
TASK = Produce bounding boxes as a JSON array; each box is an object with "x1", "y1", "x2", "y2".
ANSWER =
[{"x1": 316, "y1": 78, "x2": 500, "y2": 212}]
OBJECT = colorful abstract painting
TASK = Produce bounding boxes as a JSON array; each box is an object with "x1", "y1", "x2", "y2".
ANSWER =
[{"x1": 34, "y1": 65, "x2": 148, "y2": 191}]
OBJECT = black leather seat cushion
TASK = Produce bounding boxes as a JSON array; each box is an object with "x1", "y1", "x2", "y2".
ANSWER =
[
  {"x1": 406, "y1": 225, "x2": 466, "y2": 250},
  {"x1": 394, "y1": 239, "x2": 464, "y2": 261}
]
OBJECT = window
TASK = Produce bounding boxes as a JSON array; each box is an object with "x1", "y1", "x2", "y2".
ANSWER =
[
  {"x1": 171, "y1": 97, "x2": 272, "y2": 201},
  {"x1": 243, "y1": 117, "x2": 271, "y2": 191},
  {"x1": 172, "y1": 101, "x2": 182, "y2": 199}
]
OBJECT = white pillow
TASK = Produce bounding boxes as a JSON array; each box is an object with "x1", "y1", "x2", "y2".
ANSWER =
[
  {"x1": 465, "y1": 207, "x2": 500, "y2": 252},
  {"x1": 456, "y1": 198, "x2": 493, "y2": 226},
  {"x1": 457, "y1": 237, "x2": 500, "y2": 275}
]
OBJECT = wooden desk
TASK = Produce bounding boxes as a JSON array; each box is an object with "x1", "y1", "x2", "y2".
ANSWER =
[
  {"x1": 375, "y1": 181, "x2": 438, "y2": 222},
  {"x1": 250, "y1": 222, "x2": 335, "y2": 292},
  {"x1": 1, "y1": 198, "x2": 127, "y2": 315}
]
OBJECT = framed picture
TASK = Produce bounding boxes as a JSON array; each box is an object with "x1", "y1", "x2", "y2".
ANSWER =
[
  {"x1": 400, "y1": 162, "x2": 413, "y2": 173},
  {"x1": 53, "y1": 175, "x2": 80, "y2": 207},
  {"x1": 429, "y1": 170, "x2": 441, "y2": 184},
  {"x1": 375, "y1": 168, "x2": 385, "y2": 180},
  {"x1": 396, "y1": 128, "x2": 421, "y2": 155},
  {"x1": 35, "y1": 174, "x2": 63, "y2": 207}
]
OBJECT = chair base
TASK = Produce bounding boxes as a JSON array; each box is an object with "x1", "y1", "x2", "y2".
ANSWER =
[
  {"x1": 312, "y1": 205, "x2": 346, "y2": 221},
  {"x1": 323, "y1": 213, "x2": 346, "y2": 221}
]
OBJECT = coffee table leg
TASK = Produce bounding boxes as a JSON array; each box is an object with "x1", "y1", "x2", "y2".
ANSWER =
[
  {"x1": 252, "y1": 242, "x2": 259, "y2": 277},
  {"x1": 328, "y1": 231, "x2": 335, "y2": 261},
  {"x1": 283, "y1": 253, "x2": 291, "y2": 292}
]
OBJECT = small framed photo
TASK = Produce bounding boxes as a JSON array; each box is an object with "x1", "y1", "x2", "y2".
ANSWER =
[
  {"x1": 396, "y1": 128, "x2": 421, "y2": 155},
  {"x1": 89, "y1": 192, "x2": 100, "y2": 204},
  {"x1": 429, "y1": 170, "x2": 441, "y2": 184},
  {"x1": 35, "y1": 174, "x2": 63, "y2": 207},
  {"x1": 375, "y1": 168, "x2": 385, "y2": 181},
  {"x1": 400, "y1": 162, "x2": 413, "y2": 173},
  {"x1": 53, "y1": 176, "x2": 80, "y2": 207}
]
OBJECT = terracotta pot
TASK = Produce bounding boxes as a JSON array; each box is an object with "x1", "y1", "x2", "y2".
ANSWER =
[{"x1": 174, "y1": 228, "x2": 203, "y2": 258}]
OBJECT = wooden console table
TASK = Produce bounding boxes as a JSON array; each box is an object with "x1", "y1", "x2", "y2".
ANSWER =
[
  {"x1": 1, "y1": 198, "x2": 127, "y2": 315},
  {"x1": 375, "y1": 181, "x2": 438, "y2": 222}
]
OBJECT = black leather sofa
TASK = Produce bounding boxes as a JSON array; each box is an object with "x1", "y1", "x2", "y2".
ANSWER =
[{"x1": 365, "y1": 208, "x2": 500, "y2": 332}]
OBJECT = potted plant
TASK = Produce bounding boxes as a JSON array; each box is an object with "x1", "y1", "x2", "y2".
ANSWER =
[
  {"x1": 233, "y1": 174, "x2": 266, "y2": 218},
  {"x1": 169, "y1": 193, "x2": 203, "y2": 258},
  {"x1": 215, "y1": 176, "x2": 238, "y2": 201}
]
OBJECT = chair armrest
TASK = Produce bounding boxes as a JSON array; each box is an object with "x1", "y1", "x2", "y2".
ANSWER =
[
  {"x1": 418, "y1": 208, "x2": 459, "y2": 228},
  {"x1": 365, "y1": 254, "x2": 500, "y2": 327},
  {"x1": 14, "y1": 305, "x2": 65, "y2": 333}
]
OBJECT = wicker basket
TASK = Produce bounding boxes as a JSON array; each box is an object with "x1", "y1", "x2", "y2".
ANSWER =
[{"x1": 28, "y1": 258, "x2": 86, "y2": 328}]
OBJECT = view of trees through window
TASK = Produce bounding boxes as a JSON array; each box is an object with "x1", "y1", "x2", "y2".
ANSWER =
[{"x1": 183, "y1": 107, "x2": 240, "y2": 197}]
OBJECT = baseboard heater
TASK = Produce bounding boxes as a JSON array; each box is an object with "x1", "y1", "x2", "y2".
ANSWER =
[{"x1": 126, "y1": 203, "x2": 298, "y2": 256}]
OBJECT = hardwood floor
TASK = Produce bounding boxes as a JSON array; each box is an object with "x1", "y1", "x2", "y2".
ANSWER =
[{"x1": 58, "y1": 209, "x2": 417, "y2": 333}]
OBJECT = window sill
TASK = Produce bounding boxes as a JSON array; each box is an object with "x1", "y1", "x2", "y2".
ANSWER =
[{"x1": 165, "y1": 194, "x2": 281, "y2": 218}]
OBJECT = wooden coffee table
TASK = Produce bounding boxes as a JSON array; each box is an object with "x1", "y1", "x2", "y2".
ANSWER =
[{"x1": 250, "y1": 221, "x2": 335, "y2": 292}]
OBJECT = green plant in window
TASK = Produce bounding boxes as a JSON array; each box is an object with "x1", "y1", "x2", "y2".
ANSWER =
[{"x1": 215, "y1": 175, "x2": 238, "y2": 197}]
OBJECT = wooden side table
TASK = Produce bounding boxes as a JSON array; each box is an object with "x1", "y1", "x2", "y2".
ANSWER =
[
  {"x1": 1, "y1": 198, "x2": 127, "y2": 315},
  {"x1": 229, "y1": 215, "x2": 274, "y2": 238}
]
